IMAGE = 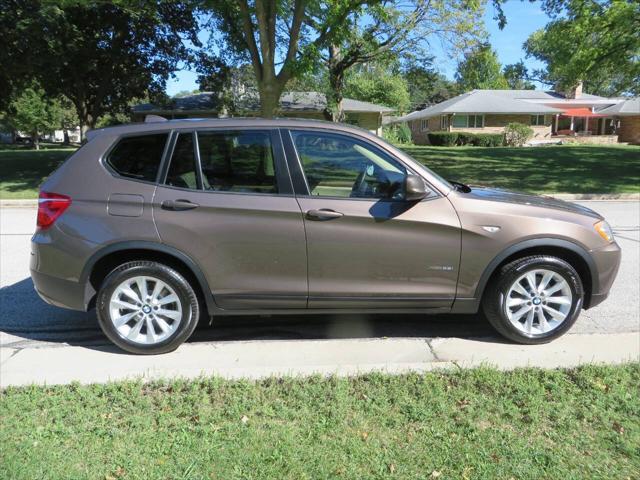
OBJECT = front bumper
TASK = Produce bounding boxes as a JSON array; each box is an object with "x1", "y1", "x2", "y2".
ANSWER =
[{"x1": 585, "y1": 240, "x2": 621, "y2": 309}]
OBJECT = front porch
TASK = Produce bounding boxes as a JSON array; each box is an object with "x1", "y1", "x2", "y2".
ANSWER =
[{"x1": 552, "y1": 107, "x2": 617, "y2": 141}]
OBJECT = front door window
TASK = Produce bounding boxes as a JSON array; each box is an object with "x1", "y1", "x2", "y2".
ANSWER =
[{"x1": 290, "y1": 131, "x2": 408, "y2": 200}]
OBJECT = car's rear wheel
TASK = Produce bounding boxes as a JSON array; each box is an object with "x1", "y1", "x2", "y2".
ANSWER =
[
  {"x1": 482, "y1": 255, "x2": 584, "y2": 344},
  {"x1": 96, "y1": 261, "x2": 200, "y2": 354}
]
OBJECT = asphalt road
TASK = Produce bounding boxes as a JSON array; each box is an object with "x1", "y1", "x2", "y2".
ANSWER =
[{"x1": 1, "y1": 201, "x2": 638, "y2": 350}]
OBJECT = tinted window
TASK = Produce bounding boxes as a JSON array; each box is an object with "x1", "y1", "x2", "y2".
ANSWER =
[
  {"x1": 106, "y1": 133, "x2": 168, "y2": 182},
  {"x1": 166, "y1": 133, "x2": 198, "y2": 189},
  {"x1": 197, "y1": 130, "x2": 277, "y2": 194},
  {"x1": 291, "y1": 131, "x2": 407, "y2": 199}
]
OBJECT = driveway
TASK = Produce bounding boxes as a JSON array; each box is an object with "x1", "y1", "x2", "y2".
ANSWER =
[{"x1": 1, "y1": 201, "x2": 638, "y2": 385}]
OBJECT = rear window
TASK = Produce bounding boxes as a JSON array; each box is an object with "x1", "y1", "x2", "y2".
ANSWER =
[{"x1": 106, "y1": 133, "x2": 168, "y2": 182}]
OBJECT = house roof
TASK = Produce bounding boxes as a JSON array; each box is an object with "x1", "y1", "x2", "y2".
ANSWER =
[
  {"x1": 133, "y1": 91, "x2": 394, "y2": 115},
  {"x1": 400, "y1": 90, "x2": 563, "y2": 121},
  {"x1": 597, "y1": 98, "x2": 640, "y2": 116},
  {"x1": 476, "y1": 89, "x2": 608, "y2": 101}
]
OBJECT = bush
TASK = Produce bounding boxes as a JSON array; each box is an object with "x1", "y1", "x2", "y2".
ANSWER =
[
  {"x1": 470, "y1": 133, "x2": 504, "y2": 147},
  {"x1": 504, "y1": 122, "x2": 534, "y2": 147},
  {"x1": 382, "y1": 123, "x2": 412, "y2": 145},
  {"x1": 428, "y1": 131, "x2": 459, "y2": 146},
  {"x1": 456, "y1": 132, "x2": 475, "y2": 146}
]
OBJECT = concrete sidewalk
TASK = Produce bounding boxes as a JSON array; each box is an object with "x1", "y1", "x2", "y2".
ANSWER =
[{"x1": 1, "y1": 332, "x2": 638, "y2": 387}]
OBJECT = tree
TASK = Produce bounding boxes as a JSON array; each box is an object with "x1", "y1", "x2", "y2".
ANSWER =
[
  {"x1": 455, "y1": 43, "x2": 509, "y2": 91},
  {"x1": 57, "y1": 97, "x2": 79, "y2": 145},
  {"x1": 524, "y1": 0, "x2": 640, "y2": 96},
  {"x1": 202, "y1": 0, "x2": 366, "y2": 118},
  {"x1": 9, "y1": 86, "x2": 62, "y2": 149},
  {"x1": 1, "y1": 1, "x2": 200, "y2": 139},
  {"x1": 319, "y1": 0, "x2": 483, "y2": 120},
  {"x1": 503, "y1": 61, "x2": 535, "y2": 90},
  {"x1": 402, "y1": 58, "x2": 458, "y2": 110},
  {"x1": 343, "y1": 65, "x2": 410, "y2": 112}
]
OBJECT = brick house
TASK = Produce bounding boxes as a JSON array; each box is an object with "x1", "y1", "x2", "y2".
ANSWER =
[{"x1": 398, "y1": 88, "x2": 636, "y2": 145}]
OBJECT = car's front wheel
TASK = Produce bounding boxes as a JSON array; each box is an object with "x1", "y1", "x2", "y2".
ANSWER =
[
  {"x1": 483, "y1": 255, "x2": 584, "y2": 344},
  {"x1": 96, "y1": 261, "x2": 200, "y2": 354}
]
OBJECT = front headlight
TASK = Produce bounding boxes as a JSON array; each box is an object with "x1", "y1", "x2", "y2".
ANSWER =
[{"x1": 594, "y1": 220, "x2": 614, "y2": 242}]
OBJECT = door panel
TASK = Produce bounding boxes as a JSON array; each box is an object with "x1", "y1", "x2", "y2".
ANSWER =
[
  {"x1": 153, "y1": 129, "x2": 307, "y2": 310},
  {"x1": 284, "y1": 128, "x2": 461, "y2": 309},
  {"x1": 297, "y1": 196, "x2": 460, "y2": 308}
]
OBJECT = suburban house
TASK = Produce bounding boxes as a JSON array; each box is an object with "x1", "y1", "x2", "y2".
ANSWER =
[
  {"x1": 399, "y1": 87, "x2": 639, "y2": 145},
  {"x1": 132, "y1": 91, "x2": 394, "y2": 135}
]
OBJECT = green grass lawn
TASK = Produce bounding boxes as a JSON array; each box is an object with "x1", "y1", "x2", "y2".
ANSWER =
[
  {"x1": 0, "y1": 144, "x2": 639, "y2": 198},
  {"x1": 1, "y1": 365, "x2": 638, "y2": 479},
  {"x1": 401, "y1": 144, "x2": 640, "y2": 194},
  {"x1": 0, "y1": 146, "x2": 75, "y2": 199}
]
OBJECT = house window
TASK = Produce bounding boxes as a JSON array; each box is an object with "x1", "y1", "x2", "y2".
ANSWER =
[
  {"x1": 531, "y1": 115, "x2": 546, "y2": 126},
  {"x1": 420, "y1": 119, "x2": 428, "y2": 131},
  {"x1": 440, "y1": 115, "x2": 449, "y2": 130},
  {"x1": 452, "y1": 115, "x2": 484, "y2": 128}
]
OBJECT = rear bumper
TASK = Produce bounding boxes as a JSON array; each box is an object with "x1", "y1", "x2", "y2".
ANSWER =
[{"x1": 30, "y1": 268, "x2": 90, "y2": 311}]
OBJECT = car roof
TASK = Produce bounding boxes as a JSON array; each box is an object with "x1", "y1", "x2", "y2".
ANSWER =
[{"x1": 86, "y1": 117, "x2": 374, "y2": 141}]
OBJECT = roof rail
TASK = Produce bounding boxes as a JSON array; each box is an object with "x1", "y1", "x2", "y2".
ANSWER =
[{"x1": 145, "y1": 114, "x2": 168, "y2": 123}]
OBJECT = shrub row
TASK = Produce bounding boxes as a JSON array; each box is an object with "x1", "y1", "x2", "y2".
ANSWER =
[{"x1": 427, "y1": 131, "x2": 505, "y2": 147}]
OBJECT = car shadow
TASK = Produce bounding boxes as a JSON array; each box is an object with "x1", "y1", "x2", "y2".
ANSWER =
[{"x1": 0, "y1": 277, "x2": 501, "y2": 353}]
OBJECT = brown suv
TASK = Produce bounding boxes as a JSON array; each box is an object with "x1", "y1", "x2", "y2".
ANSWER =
[{"x1": 31, "y1": 118, "x2": 621, "y2": 354}]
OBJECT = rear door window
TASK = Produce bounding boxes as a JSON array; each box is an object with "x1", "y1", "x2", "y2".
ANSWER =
[
  {"x1": 106, "y1": 133, "x2": 168, "y2": 182},
  {"x1": 197, "y1": 130, "x2": 278, "y2": 194}
]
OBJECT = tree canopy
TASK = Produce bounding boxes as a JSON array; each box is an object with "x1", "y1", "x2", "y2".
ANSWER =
[
  {"x1": 455, "y1": 43, "x2": 508, "y2": 90},
  {"x1": 524, "y1": 0, "x2": 640, "y2": 96},
  {"x1": 343, "y1": 65, "x2": 410, "y2": 112},
  {"x1": 8, "y1": 85, "x2": 63, "y2": 149},
  {"x1": 0, "y1": 1, "x2": 200, "y2": 137}
]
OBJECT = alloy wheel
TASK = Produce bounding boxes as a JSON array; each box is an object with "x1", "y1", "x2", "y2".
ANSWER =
[
  {"x1": 109, "y1": 275, "x2": 182, "y2": 345},
  {"x1": 504, "y1": 269, "x2": 573, "y2": 335}
]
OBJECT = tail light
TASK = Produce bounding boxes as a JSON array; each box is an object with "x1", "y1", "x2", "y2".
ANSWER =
[{"x1": 37, "y1": 191, "x2": 72, "y2": 229}]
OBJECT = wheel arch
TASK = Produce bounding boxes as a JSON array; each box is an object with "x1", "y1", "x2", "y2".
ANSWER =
[
  {"x1": 475, "y1": 238, "x2": 597, "y2": 308},
  {"x1": 81, "y1": 241, "x2": 217, "y2": 314}
]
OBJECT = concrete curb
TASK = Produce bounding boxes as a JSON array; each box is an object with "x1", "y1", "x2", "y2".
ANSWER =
[
  {"x1": 1, "y1": 332, "x2": 638, "y2": 387},
  {"x1": 1, "y1": 194, "x2": 638, "y2": 208}
]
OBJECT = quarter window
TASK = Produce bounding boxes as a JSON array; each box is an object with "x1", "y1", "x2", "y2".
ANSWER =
[
  {"x1": 291, "y1": 131, "x2": 408, "y2": 199},
  {"x1": 197, "y1": 130, "x2": 278, "y2": 194},
  {"x1": 106, "y1": 133, "x2": 168, "y2": 182}
]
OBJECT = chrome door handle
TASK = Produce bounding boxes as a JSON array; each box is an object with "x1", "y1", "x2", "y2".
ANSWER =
[
  {"x1": 306, "y1": 208, "x2": 344, "y2": 220},
  {"x1": 161, "y1": 199, "x2": 199, "y2": 211}
]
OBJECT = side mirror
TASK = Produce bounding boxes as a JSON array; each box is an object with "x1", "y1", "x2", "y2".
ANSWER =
[{"x1": 404, "y1": 174, "x2": 428, "y2": 201}]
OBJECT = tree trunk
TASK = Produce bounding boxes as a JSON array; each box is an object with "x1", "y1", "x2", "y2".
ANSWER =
[
  {"x1": 325, "y1": 45, "x2": 346, "y2": 122},
  {"x1": 258, "y1": 79, "x2": 282, "y2": 119},
  {"x1": 32, "y1": 132, "x2": 40, "y2": 150},
  {"x1": 63, "y1": 129, "x2": 70, "y2": 145}
]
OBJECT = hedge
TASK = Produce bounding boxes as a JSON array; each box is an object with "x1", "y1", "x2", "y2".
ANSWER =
[
  {"x1": 427, "y1": 132, "x2": 459, "y2": 146},
  {"x1": 428, "y1": 131, "x2": 504, "y2": 147}
]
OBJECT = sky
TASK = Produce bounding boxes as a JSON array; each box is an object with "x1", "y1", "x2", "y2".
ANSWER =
[{"x1": 165, "y1": 1, "x2": 551, "y2": 97}]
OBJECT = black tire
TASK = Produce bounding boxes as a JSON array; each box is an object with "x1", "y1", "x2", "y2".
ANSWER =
[
  {"x1": 482, "y1": 255, "x2": 584, "y2": 345},
  {"x1": 96, "y1": 261, "x2": 200, "y2": 354}
]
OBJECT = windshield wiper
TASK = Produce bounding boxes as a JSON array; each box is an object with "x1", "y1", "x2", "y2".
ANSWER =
[{"x1": 449, "y1": 180, "x2": 472, "y2": 193}]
